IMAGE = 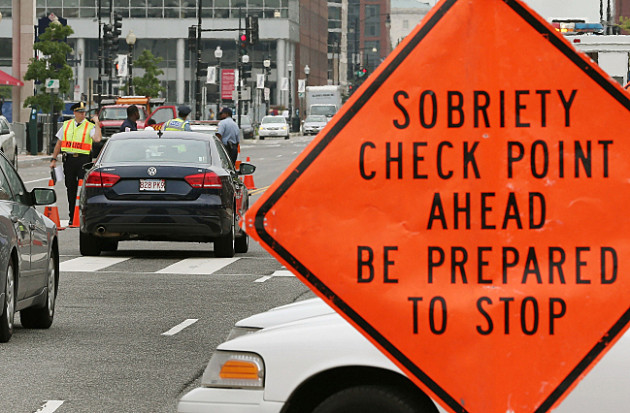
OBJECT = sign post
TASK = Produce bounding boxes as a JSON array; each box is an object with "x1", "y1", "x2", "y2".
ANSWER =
[{"x1": 245, "y1": 0, "x2": 630, "y2": 411}]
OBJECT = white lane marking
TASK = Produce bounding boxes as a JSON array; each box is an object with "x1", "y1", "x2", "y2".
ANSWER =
[
  {"x1": 24, "y1": 177, "x2": 52, "y2": 185},
  {"x1": 157, "y1": 258, "x2": 238, "y2": 274},
  {"x1": 60, "y1": 257, "x2": 131, "y2": 272},
  {"x1": 162, "y1": 319, "x2": 198, "y2": 336},
  {"x1": 254, "y1": 270, "x2": 295, "y2": 282},
  {"x1": 35, "y1": 400, "x2": 64, "y2": 413}
]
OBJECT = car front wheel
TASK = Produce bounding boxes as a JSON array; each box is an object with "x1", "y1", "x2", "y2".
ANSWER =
[
  {"x1": 21, "y1": 252, "x2": 57, "y2": 329},
  {"x1": 0, "y1": 260, "x2": 16, "y2": 342},
  {"x1": 312, "y1": 385, "x2": 434, "y2": 413}
]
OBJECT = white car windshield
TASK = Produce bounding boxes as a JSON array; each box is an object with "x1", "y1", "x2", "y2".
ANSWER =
[{"x1": 305, "y1": 115, "x2": 327, "y2": 122}]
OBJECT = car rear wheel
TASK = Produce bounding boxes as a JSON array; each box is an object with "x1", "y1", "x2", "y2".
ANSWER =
[
  {"x1": 0, "y1": 260, "x2": 16, "y2": 343},
  {"x1": 80, "y1": 231, "x2": 102, "y2": 256},
  {"x1": 21, "y1": 252, "x2": 57, "y2": 329},
  {"x1": 214, "y1": 216, "x2": 235, "y2": 258},
  {"x1": 101, "y1": 240, "x2": 119, "y2": 252},
  {"x1": 260, "y1": 136, "x2": 265, "y2": 140},
  {"x1": 312, "y1": 385, "x2": 433, "y2": 413},
  {"x1": 235, "y1": 229, "x2": 249, "y2": 253}
]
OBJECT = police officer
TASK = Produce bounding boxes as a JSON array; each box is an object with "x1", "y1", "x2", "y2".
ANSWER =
[
  {"x1": 50, "y1": 101, "x2": 102, "y2": 225},
  {"x1": 216, "y1": 107, "x2": 240, "y2": 164},
  {"x1": 162, "y1": 105, "x2": 192, "y2": 131}
]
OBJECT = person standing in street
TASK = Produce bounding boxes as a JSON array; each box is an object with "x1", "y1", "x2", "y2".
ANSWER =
[
  {"x1": 216, "y1": 107, "x2": 240, "y2": 164},
  {"x1": 119, "y1": 104, "x2": 140, "y2": 132},
  {"x1": 162, "y1": 105, "x2": 192, "y2": 131},
  {"x1": 49, "y1": 101, "x2": 102, "y2": 225}
]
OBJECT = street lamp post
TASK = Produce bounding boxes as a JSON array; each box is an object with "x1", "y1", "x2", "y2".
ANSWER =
[
  {"x1": 304, "y1": 64, "x2": 310, "y2": 86},
  {"x1": 126, "y1": 30, "x2": 136, "y2": 95},
  {"x1": 287, "y1": 61, "x2": 293, "y2": 132},
  {"x1": 214, "y1": 46, "x2": 223, "y2": 115},
  {"x1": 263, "y1": 57, "x2": 271, "y2": 116}
]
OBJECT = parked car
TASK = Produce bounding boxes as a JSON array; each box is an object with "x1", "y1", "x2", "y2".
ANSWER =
[
  {"x1": 79, "y1": 130, "x2": 255, "y2": 257},
  {"x1": 0, "y1": 151, "x2": 59, "y2": 343},
  {"x1": 301, "y1": 114, "x2": 328, "y2": 135},
  {"x1": 0, "y1": 116, "x2": 18, "y2": 169},
  {"x1": 189, "y1": 120, "x2": 220, "y2": 136},
  {"x1": 178, "y1": 297, "x2": 630, "y2": 413},
  {"x1": 258, "y1": 115, "x2": 289, "y2": 140},
  {"x1": 239, "y1": 115, "x2": 254, "y2": 139}
]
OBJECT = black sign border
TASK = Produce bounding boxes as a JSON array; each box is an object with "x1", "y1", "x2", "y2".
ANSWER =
[{"x1": 254, "y1": 0, "x2": 630, "y2": 411}]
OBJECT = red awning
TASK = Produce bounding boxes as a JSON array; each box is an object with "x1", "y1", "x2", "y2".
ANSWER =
[{"x1": 0, "y1": 70, "x2": 24, "y2": 86}]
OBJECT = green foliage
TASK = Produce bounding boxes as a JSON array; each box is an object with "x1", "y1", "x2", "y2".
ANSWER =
[
  {"x1": 0, "y1": 86, "x2": 11, "y2": 99},
  {"x1": 132, "y1": 50, "x2": 165, "y2": 97},
  {"x1": 619, "y1": 16, "x2": 630, "y2": 33},
  {"x1": 23, "y1": 23, "x2": 75, "y2": 112}
]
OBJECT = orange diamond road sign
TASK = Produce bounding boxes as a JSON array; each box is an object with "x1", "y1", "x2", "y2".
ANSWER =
[{"x1": 245, "y1": 0, "x2": 630, "y2": 411}]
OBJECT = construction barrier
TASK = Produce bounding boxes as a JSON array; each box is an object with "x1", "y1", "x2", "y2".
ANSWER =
[{"x1": 243, "y1": 156, "x2": 256, "y2": 190}]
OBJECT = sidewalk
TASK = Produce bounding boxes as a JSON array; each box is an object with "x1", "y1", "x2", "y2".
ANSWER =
[{"x1": 18, "y1": 152, "x2": 52, "y2": 168}]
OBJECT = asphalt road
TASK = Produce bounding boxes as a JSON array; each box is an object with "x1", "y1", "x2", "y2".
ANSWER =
[{"x1": 2, "y1": 134, "x2": 316, "y2": 413}]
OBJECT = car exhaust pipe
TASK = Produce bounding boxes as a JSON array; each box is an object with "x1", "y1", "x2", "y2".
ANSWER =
[{"x1": 97, "y1": 226, "x2": 106, "y2": 234}]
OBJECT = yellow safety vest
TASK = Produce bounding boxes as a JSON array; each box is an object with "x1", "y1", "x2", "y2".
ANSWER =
[
  {"x1": 164, "y1": 118, "x2": 189, "y2": 131},
  {"x1": 61, "y1": 119, "x2": 94, "y2": 155}
]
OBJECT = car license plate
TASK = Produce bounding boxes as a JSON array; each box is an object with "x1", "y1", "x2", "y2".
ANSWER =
[{"x1": 139, "y1": 179, "x2": 165, "y2": 191}]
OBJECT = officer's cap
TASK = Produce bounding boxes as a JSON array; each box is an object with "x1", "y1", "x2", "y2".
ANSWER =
[
  {"x1": 178, "y1": 105, "x2": 191, "y2": 116},
  {"x1": 71, "y1": 102, "x2": 87, "y2": 112}
]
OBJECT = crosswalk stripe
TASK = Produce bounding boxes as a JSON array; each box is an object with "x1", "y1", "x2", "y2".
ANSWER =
[
  {"x1": 254, "y1": 270, "x2": 295, "y2": 282},
  {"x1": 60, "y1": 257, "x2": 131, "y2": 272},
  {"x1": 156, "y1": 258, "x2": 238, "y2": 274}
]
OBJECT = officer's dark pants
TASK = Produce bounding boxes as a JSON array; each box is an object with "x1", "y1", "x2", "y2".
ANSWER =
[
  {"x1": 63, "y1": 152, "x2": 91, "y2": 223},
  {"x1": 227, "y1": 142, "x2": 238, "y2": 165}
]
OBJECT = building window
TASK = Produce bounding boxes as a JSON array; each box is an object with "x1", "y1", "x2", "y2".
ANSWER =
[{"x1": 364, "y1": 4, "x2": 380, "y2": 38}]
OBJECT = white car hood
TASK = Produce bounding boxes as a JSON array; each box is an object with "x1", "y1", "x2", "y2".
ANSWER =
[{"x1": 234, "y1": 297, "x2": 334, "y2": 329}]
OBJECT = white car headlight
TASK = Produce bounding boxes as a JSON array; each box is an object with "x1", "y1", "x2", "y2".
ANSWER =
[
  {"x1": 202, "y1": 351, "x2": 265, "y2": 389},
  {"x1": 226, "y1": 326, "x2": 261, "y2": 341},
  {"x1": 281, "y1": 126, "x2": 287, "y2": 130}
]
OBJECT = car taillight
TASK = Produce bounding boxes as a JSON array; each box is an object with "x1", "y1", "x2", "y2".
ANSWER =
[
  {"x1": 185, "y1": 171, "x2": 222, "y2": 189},
  {"x1": 85, "y1": 171, "x2": 120, "y2": 188}
]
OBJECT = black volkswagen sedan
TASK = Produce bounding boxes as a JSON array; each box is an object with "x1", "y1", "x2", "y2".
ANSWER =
[
  {"x1": 0, "y1": 152, "x2": 59, "y2": 343},
  {"x1": 79, "y1": 130, "x2": 255, "y2": 257}
]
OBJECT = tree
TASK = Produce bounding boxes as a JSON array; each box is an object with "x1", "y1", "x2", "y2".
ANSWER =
[
  {"x1": 23, "y1": 22, "x2": 74, "y2": 112},
  {"x1": 132, "y1": 50, "x2": 165, "y2": 97}
]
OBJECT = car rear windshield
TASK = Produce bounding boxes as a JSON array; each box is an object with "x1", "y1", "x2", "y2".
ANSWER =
[
  {"x1": 100, "y1": 107, "x2": 147, "y2": 120},
  {"x1": 102, "y1": 138, "x2": 210, "y2": 164}
]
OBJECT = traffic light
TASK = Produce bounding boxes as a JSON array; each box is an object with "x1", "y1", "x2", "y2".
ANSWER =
[
  {"x1": 356, "y1": 67, "x2": 368, "y2": 78},
  {"x1": 239, "y1": 33, "x2": 248, "y2": 55},
  {"x1": 103, "y1": 24, "x2": 113, "y2": 49},
  {"x1": 188, "y1": 25, "x2": 196, "y2": 52},
  {"x1": 242, "y1": 62, "x2": 252, "y2": 79},
  {"x1": 246, "y1": 15, "x2": 259, "y2": 45},
  {"x1": 111, "y1": 12, "x2": 122, "y2": 52}
]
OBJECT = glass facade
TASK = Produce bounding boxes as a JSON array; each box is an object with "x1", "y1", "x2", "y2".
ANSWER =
[{"x1": 35, "y1": 0, "x2": 289, "y2": 19}]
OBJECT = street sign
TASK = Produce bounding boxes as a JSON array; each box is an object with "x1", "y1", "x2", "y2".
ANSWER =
[
  {"x1": 256, "y1": 74, "x2": 265, "y2": 89},
  {"x1": 45, "y1": 78, "x2": 59, "y2": 89},
  {"x1": 244, "y1": 0, "x2": 630, "y2": 412},
  {"x1": 207, "y1": 66, "x2": 217, "y2": 84},
  {"x1": 298, "y1": 79, "x2": 306, "y2": 93}
]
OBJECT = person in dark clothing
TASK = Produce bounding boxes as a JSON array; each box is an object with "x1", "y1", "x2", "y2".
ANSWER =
[{"x1": 120, "y1": 105, "x2": 140, "y2": 132}]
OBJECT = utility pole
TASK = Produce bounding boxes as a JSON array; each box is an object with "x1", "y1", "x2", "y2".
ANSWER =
[
  {"x1": 97, "y1": 0, "x2": 102, "y2": 109},
  {"x1": 195, "y1": 0, "x2": 203, "y2": 119}
]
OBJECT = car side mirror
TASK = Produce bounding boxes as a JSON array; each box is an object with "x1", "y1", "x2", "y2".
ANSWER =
[
  {"x1": 238, "y1": 162, "x2": 256, "y2": 176},
  {"x1": 32, "y1": 188, "x2": 56, "y2": 206},
  {"x1": 83, "y1": 162, "x2": 94, "y2": 172}
]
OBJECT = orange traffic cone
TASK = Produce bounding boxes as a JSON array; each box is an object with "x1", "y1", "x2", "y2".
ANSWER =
[
  {"x1": 69, "y1": 179, "x2": 83, "y2": 228},
  {"x1": 243, "y1": 156, "x2": 256, "y2": 190},
  {"x1": 43, "y1": 179, "x2": 61, "y2": 229}
]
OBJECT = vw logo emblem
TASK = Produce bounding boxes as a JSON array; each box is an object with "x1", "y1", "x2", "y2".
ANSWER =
[{"x1": 147, "y1": 167, "x2": 157, "y2": 176}]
